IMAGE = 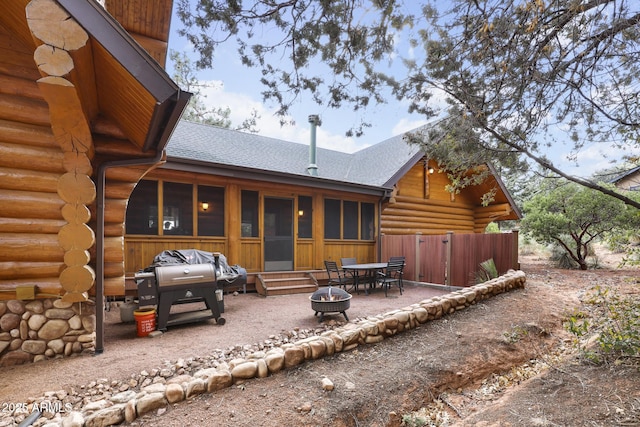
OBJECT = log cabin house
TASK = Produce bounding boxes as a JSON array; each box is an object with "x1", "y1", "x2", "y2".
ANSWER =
[
  {"x1": 0, "y1": 0, "x2": 519, "y2": 364},
  {"x1": 0, "y1": 0, "x2": 189, "y2": 364},
  {"x1": 124, "y1": 119, "x2": 521, "y2": 295}
]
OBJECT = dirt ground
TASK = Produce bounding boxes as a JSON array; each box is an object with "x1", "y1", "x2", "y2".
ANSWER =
[{"x1": 2, "y1": 248, "x2": 639, "y2": 426}]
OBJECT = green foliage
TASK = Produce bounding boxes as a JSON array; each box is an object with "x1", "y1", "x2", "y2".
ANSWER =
[
  {"x1": 476, "y1": 258, "x2": 498, "y2": 283},
  {"x1": 565, "y1": 286, "x2": 640, "y2": 364},
  {"x1": 521, "y1": 180, "x2": 634, "y2": 270},
  {"x1": 549, "y1": 243, "x2": 580, "y2": 269},
  {"x1": 402, "y1": 414, "x2": 427, "y2": 427},
  {"x1": 176, "y1": 0, "x2": 640, "y2": 209},
  {"x1": 484, "y1": 222, "x2": 500, "y2": 233}
]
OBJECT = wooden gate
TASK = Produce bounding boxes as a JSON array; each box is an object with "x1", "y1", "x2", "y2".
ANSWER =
[{"x1": 380, "y1": 230, "x2": 519, "y2": 287}]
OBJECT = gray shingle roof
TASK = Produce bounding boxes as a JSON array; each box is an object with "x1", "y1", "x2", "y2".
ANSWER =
[{"x1": 166, "y1": 120, "x2": 422, "y2": 188}]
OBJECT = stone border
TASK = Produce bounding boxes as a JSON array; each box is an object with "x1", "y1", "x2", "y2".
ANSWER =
[{"x1": 3, "y1": 270, "x2": 525, "y2": 426}]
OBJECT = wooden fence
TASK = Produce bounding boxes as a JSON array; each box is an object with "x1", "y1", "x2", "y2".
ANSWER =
[{"x1": 380, "y1": 230, "x2": 519, "y2": 287}]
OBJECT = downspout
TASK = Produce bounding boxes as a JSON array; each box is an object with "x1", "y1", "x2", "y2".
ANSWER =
[
  {"x1": 94, "y1": 150, "x2": 164, "y2": 354},
  {"x1": 307, "y1": 114, "x2": 321, "y2": 176},
  {"x1": 95, "y1": 94, "x2": 190, "y2": 354}
]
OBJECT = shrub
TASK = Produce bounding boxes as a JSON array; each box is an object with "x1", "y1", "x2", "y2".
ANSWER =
[
  {"x1": 475, "y1": 258, "x2": 498, "y2": 283},
  {"x1": 565, "y1": 286, "x2": 640, "y2": 364}
]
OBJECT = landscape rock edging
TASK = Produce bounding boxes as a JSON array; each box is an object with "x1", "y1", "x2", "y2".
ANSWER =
[{"x1": 2, "y1": 270, "x2": 526, "y2": 427}]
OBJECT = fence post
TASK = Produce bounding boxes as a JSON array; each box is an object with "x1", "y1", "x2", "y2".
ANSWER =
[
  {"x1": 445, "y1": 231, "x2": 453, "y2": 287},
  {"x1": 414, "y1": 232, "x2": 422, "y2": 282},
  {"x1": 511, "y1": 228, "x2": 520, "y2": 270}
]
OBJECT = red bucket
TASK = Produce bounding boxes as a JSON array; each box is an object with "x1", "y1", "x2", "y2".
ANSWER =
[{"x1": 133, "y1": 308, "x2": 156, "y2": 337}]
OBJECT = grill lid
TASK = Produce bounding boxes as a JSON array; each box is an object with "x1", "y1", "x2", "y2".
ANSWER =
[{"x1": 155, "y1": 263, "x2": 216, "y2": 288}]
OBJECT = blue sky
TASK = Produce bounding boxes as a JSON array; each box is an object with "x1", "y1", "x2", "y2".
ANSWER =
[{"x1": 165, "y1": 4, "x2": 632, "y2": 179}]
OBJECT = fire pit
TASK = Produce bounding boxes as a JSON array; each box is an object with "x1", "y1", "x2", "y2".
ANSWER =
[{"x1": 309, "y1": 286, "x2": 352, "y2": 322}]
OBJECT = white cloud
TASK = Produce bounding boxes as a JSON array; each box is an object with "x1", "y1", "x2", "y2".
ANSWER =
[
  {"x1": 391, "y1": 117, "x2": 429, "y2": 135},
  {"x1": 198, "y1": 81, "x2": 365, "y2": 153}
]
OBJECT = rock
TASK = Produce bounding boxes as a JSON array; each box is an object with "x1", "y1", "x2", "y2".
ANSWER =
[
  {"x1": 64, "y1": 342, "x2": 73, "y2": 356},
  {"x1": 256, "y1": 358, "x2": 268, "y2": 378},
  {"x1": 53, "y1": 300, "x2": 73, "y2": 309},
  {"x1": 25, "y1": 300, "x2": 44, "y2": 314},
  {"x1": 135, "y1": 392, "x2": 166, "y2": 416},
  {"x1": 44, "y1": 308, "x2": 75, "y2": 320},
  {"x1": 78, "y1": 333, "x2": 95, "y2": 343},
  {"x1": 308, "y1": 339, "x2": 326, "y2": 359},
  {"x1": 124, "y1": 399, "x2": 136, "y2": 423},
  {"x1": 165, "y1": 383, "x2": 184, "y2": 403},
  {"x1": 264, "y1": 352, "x2": 284, "y2": 374},
  {"x1": 68, "y1": 315, "x2": 82, "y2": 330},
  {"x1": 185, "y1": 378, "x2": 206, "y2": 398},
  {"x1": 142, "y1": 383, "x2": 165, "y2": 394},
  {"x1": 231, "y1": 360, "x2": 258, "y2": 379},
  {"x1": 21, "y1": 340, "x2": 47, "y2": 354},
  {"x1": 283, "y1": 346, "x2": 305, "y2": 368},
  {"x1": 19, "y1": 320, "x2": 28, "y2": 340},
  {"x1": 38, "y1": 320, "x2": 70, "y2": 340},
  {"x1": 110, "y1": 390, "x2": 136, "y2": 404},
  {"x1": 297, "y1": 402, "x2": 312, "y2": 413},
  {"x1": 82, "y1": 315, "x2": 96, "y2": 333},
  {"x1": 47, "y1": 339, "x2": 65, "y2": 355},
  {"x1": 207, "y1": 370, "x2": 232, "y2": 392},
  {"x1": 193, "y1": 367, "x2": 217, "y2": 380},
  {"x1": 9, "y1": 339, "x2": 22, "y2": 351},
  {"x1": 0, "y1": 302, "x2": 5, "y2": 317},
  {"x1": 84, "y1": 404, "x2": 124, "y2": 427},
  {"x1": 0, "y1": 341, "x2": 9, "y2": 354},
  {"x1": 83, "y1": 400, "x2": 110, "y2": 413},
  {"x1": 364, "y1": 335, "x2": 384, "y2": 344},
  {"x1": 61, "y1": 411, "x2": 84, "y2": 427},
  {"x1": 0, "y1": 350, "x2": 32, "y2": 366},
  {"x1": 321, "y1": 377, "x2": 334, "y2": 391},
  {"x1": 28, "y1": 314, "x2": 47, "y2": 331},
  {"x1": 6, "y1": 300, "x2": 25, "y2": 315},
  {"x1": 166, "y1": 374, "x2": 192, "y2": 384},
  {"x1": 0, "y1": 313, "x2": 20, "y2": 331}
]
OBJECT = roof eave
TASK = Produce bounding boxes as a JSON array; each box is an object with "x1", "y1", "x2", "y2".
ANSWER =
[
  {"x1": 382, "y1": 151, "x2": 426, "y2": 188},
  {"x1": 56, "y1": 0, "x2": 191, "y2": 153},
  {"x1": 164, "y1": 157, "x2": 391, "y2": 197}
]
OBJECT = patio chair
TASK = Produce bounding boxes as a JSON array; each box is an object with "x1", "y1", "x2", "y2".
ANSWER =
[
  {"x1": 340, "y1": 257, "x2": 357, "y2": 267},
  {"x1": 324, "y1": 260, "x2": 355, "y2": 291},
  {"x1": 376, "y1": 258, "x2": 405, "y2": 297}
]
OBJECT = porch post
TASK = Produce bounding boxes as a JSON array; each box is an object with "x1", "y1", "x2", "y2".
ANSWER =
[
  {"x1": 414, "y1": 232, "x2": 422, "y2": 282},
  {"x1": 445, "y1": 231, "x2": 453, "y2": 287}
]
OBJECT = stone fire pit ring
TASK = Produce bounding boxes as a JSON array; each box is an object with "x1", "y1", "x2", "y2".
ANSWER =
[{"x1": 309, "y1": 286, "x2": 352, "y2": 322}]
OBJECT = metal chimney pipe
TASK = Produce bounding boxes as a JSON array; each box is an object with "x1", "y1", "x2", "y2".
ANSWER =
[{"x1": 308, "y1": 114, "x2": 321, "y2": 176}]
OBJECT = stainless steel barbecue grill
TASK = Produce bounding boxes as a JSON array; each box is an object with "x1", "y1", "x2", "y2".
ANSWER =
[{"x1": 135, "y1": 250, "x2": 246, "y2": 332}]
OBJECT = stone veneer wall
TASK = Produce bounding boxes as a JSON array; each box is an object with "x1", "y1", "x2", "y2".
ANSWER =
[
  {"x1": 3, "y1": 270, "x2": 525, "y2": 427},
  {"x1": 0, "y1": 299, "x2": 96, "y2": 367}
]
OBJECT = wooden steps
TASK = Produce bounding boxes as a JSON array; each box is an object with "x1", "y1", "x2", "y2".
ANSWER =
[{"x1": 256, "y1": 272, "x2": 319, "y2": 296}]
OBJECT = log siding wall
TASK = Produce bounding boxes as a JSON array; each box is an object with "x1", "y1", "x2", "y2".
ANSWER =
[{"x1": 381, "y1": 161, "x2": 514, "y2": 235}]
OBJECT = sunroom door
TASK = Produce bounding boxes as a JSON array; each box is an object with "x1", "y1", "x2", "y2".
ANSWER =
[{"x1": 263, "y1": 197, "x2": 294, "y2": 271}]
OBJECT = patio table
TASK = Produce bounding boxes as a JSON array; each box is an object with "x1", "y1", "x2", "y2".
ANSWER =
[{"x1": 341, "y1": 263, "x2": 387, "y2": 295}]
